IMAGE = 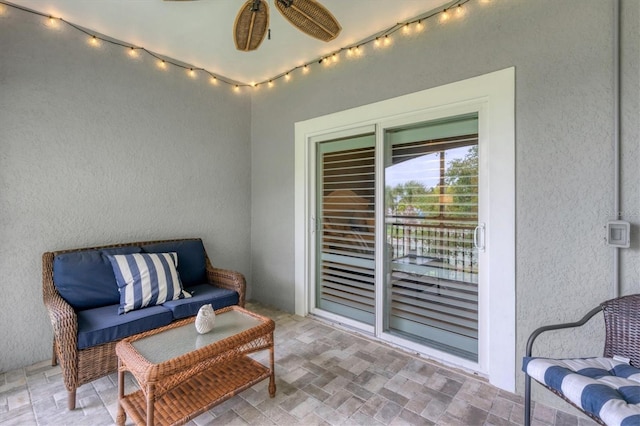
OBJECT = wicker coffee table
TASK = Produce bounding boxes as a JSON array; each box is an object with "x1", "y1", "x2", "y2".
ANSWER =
[{"x1": 115, "y1": 306, "x2": 275, "y2": 426}]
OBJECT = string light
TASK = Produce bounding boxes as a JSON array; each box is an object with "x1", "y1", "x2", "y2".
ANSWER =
[
  {"x1": 1, "y1": 0, "x2": 477, "y2": 90},
  {"x1": 46, "y1": 15, "x2": 59, "y2": 29}
]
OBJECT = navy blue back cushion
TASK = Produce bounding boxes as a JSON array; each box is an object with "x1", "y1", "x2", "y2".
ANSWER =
[
  {"x1": 142, "y1": 239, "x2": 206, "y2": 287},
  {"x1": 53, "y1": 246, "x2": 142, "y2": 310}
]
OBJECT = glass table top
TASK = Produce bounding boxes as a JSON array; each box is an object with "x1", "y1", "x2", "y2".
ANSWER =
[{"x1": 131, "y1": 309, "x2": 263, "y2": 364}]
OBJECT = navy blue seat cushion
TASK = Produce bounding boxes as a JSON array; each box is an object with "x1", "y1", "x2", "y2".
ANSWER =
[
  {"x1": 162, "y1": 284, "x2": 238, "y2": 320},
  {"x1": 142, "y1": 240, "x2": 206, "y2": 287},
  {"x1": 76, "y1": 303, "x2": 173, "y2": 349},
  {"x1": 53, "y1": 246, "x2": 142, "y2": 310}
]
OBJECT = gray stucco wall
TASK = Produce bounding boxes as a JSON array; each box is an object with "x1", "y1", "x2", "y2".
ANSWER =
[
  {"x1": 250, "y1": 0, "x2": 639, "y2": 408},
  {"x1": 0, "y1": 7, "x2": 251, "y2": 371}
]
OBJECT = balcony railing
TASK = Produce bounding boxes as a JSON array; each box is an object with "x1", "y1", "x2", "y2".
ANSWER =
[{"x1": 387, "y1": 218, "x2": 478, "y2": 275}]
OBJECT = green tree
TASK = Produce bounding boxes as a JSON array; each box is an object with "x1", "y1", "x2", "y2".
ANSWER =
[{"x1": 444, "y1": 146, "x2": 478, "y2": 218}]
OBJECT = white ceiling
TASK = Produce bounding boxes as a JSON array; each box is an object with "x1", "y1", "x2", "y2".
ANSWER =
[{"x1": 9, "y1": 0, "x2": 452, "y2": 84}]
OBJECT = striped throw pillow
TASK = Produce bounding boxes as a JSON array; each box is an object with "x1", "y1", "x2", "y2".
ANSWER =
[{"x1": 108, "y1": 252, "x2": 191, "y2": 314}]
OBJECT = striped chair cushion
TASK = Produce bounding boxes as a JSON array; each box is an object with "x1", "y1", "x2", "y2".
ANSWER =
[
  {"x1": 523, "y1": 357, "x2": 640, "y2": 426},
  {"x1": 108, "y1": 252, "x2": 190, "y2": 314}
]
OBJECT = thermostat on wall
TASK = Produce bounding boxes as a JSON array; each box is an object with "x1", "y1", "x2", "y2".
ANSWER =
[{"x1": 606, "y1": 220, "x2": 630, "y2": 248}]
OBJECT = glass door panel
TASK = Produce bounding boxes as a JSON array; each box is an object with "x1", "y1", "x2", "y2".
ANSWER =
[
  {"x1": 316, "y1": 133, "x2": 376, "y2": 325},
  {"x1": 384, "y1": 114, "x2": 479, "y2": 360}
]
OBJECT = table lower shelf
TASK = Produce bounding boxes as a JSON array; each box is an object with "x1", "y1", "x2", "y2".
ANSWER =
[{"x1": 120, "y1": 355, "x2": 272, "y2": 426}]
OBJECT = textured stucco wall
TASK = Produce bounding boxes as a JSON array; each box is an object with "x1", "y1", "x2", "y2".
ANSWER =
[
  {"x1": 0, "y1": 7, "x2": 251, "y2": 371},
  {"x1": 250, "y1": 0, "x2": 639, "y2": 409}
]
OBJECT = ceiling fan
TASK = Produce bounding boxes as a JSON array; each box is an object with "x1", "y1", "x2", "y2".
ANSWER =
[{"x1": 165, "y1": 0, "x2": 342, "y2": 52}]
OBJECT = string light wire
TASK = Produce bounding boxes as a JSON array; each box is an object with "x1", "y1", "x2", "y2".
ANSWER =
[{"x1": 0, "y1": 0, "x2": 473, "y2": 91}]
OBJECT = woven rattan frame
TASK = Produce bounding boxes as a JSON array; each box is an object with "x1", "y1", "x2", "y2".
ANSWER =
[
  {"x1": 42, "y1": 238, "x2": 246, "y2": 410},
  {"x1": 275, "y1": 0, "x2": 341, "y2": 42},
  {"x1": 524, "y1": 294, "x2": 640, "y2": 426},
  {"x1": 115, "y1": 306, "x2": 275, "y2": 426},
  {"x1": 234, "y1": 0, "x2": 269, "y2": 51}
]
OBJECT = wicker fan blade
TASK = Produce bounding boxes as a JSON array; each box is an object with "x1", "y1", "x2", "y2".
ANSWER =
[
  {"x1": 275, "y1": 0, "x2": 341, "y2": 42},
  {"x1": 234, "y1": 0, "x2": 270, "y2": 51}
]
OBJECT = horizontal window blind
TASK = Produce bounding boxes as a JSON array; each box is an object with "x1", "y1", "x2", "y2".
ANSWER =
[{"x1": 317, "y1": 137, "x2": 375, "y2": 325}]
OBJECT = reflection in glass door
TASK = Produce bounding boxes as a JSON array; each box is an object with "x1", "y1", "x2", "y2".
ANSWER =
[
  {"x1": 384, "y1": 114, "x2": 479, "y2": 360},
  {"x1": 316, "y1": 133, "x2": 376, "y2": 325}
]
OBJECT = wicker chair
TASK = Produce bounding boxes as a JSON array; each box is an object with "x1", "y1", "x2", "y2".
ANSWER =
[
  {"x1": 524, "y1": 294, "x2": 640, "y2": 425},
  {"x1": 42, "y1": 238, "x2": 246, "y2": 410}
]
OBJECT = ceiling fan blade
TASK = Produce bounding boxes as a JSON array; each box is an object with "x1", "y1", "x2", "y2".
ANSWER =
[
  {"x1": 275, "y1": 0, "x2": 341, "y2": 42},
  {"x1": 234, "y1": 0, "x2": 270, "y2": 51}
]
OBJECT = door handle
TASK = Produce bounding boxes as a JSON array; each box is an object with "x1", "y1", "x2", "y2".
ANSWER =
[{"x1": 473, "y1": 223, "x2": 485, "y2": 251}]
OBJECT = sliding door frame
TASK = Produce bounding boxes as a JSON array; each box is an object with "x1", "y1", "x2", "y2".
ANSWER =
[{"x1": 294, "y1": 68, "x2": 515, "y2": 392}]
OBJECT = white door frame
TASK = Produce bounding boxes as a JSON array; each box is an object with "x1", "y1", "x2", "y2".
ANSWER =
[{"x1": 294, "y1": 67, "x2": 515, "y2": 392}]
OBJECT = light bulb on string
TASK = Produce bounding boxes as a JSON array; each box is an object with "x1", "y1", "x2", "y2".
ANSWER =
[
  {"x1": 440, "y1": 8, "x2": 450, "y2": 22},
  {"x1": 158, "y1": 59, "x2": 167, "y2": 69},
  {"x1": 46, "y1": 15, "x2": 59, "y2": 28},
  {"x1": 384, "y1": 34, "x2": 392, "y2": 46},
  {"x1": 456, "y1": 4, "x2": 465, "y2": 17},
  {"x1": 374, "y1": 37, "x2": 381, "y2": 48},
  {"x1": 88, "y1": 35, "x2": 99, "y2": 47},
  {"x1": 268, "y1": 80, "x2": 274, "y2": 88},
  {"x1": 234, "y1": 84, "x2": 240, "y2": 92},
  {"x1": 188, "y1": 68, "x2": 196, "y2": 78},
  {"x1": 303, "y1": 64, "x2": 309, "y2": 74},
  {"x1": 284, "y1": 73, "x2": 291, "y2": 81},
  {"x1": 0, "y1": 4, "x2": 6, "y2": 15},
  {"x1": 402, "y1": 23, "x2": 411, "y2": 35},
  {"x1": 210, "y1": 76, "x2": 218, "y2": 85},
  {"x1": 127, "y1": 46, "x2": 138, "y2": 58},
  {"x1": 415, "y1": 20, "x2": 425, "y2": 32}
]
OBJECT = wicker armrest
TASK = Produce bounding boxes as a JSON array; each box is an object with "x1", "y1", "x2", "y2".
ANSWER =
[
  {"x1": 42, "y1": 252, "x2": 79, "y2": 390},
  {"x1": 205, "y1": 260, "x2": 246, "y2": 307}
]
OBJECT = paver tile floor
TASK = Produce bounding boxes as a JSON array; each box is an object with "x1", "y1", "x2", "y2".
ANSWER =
[{"x1": 0, "y1": 303, "x2": 595, "y2": 425}]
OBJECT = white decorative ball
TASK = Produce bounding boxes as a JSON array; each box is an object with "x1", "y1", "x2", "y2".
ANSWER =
[{"x1": 195, "y1": 304, "x2": 216, "y2": 334}]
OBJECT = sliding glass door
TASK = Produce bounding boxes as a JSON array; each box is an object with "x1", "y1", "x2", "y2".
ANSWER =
[
  {"x1": 298, "y1": 68, "x2": 515, "y2": 389},
  {"x1": 315, "y1": 132, "x2": 376, "y2": 325},
  {"x1": 383, "y1": 114, "x2": 479, "y2": 360}
]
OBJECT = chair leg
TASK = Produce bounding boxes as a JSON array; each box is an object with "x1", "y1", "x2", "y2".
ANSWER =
[
  {"x1": 524, "y1": 374, "x2": 532, "y2": 426},
  {"x1": 51, "y1": 339, "x2": 58, "y2": 366},
  {"x1": 67, "y1": 389, "x2": 76, "y2": 410}
]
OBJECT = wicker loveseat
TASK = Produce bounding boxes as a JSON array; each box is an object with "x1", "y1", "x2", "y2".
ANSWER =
[
  {"x1": 42, "y1": 238, "x2": 246, "y2": 410},
  {"x1": 523, "y1": 294, "x2": 640, "y2": 426}
]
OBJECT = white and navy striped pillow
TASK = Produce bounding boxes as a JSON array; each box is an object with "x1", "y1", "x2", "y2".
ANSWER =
[{"x1": 108, "y1": 252, "x2": 191, "y2": 314}]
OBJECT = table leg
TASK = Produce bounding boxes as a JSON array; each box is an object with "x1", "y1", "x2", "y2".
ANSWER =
[
  {"x1": 116, "y1": 361, "x2": 125, "y2": 426},
  {"x1": 147, "y1": 384, "x2": 155, "y2": 426},
  {"x1": 268, "y1": 336, "x2": 276, "y2": 397}
]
